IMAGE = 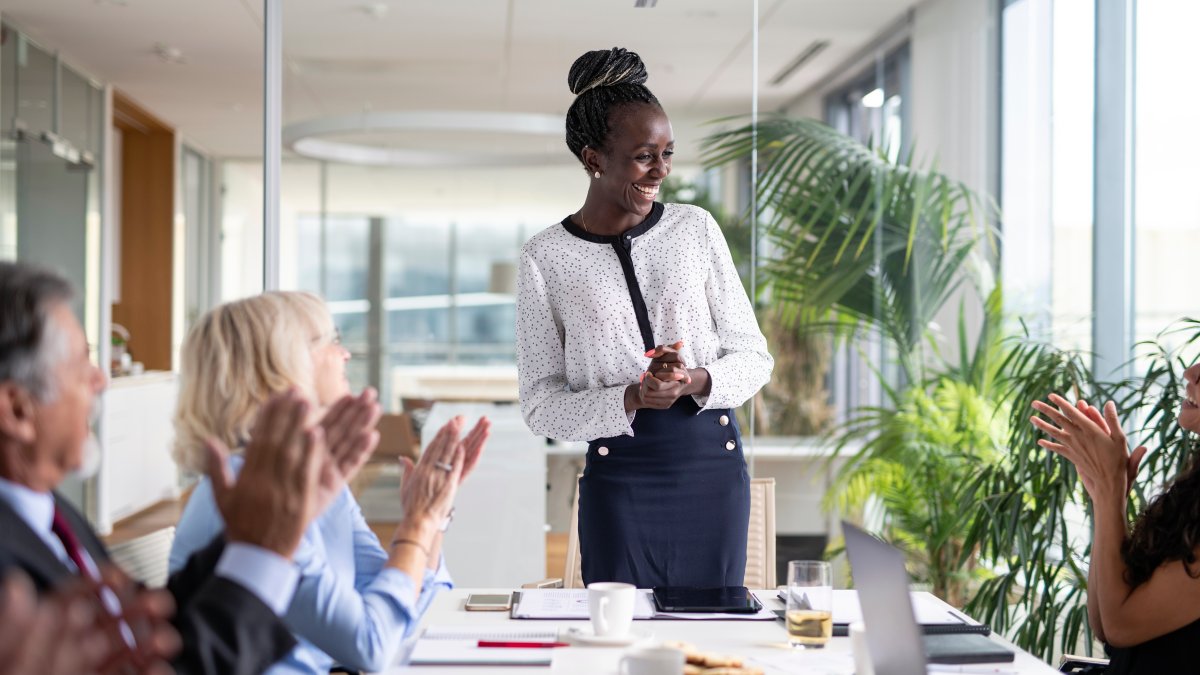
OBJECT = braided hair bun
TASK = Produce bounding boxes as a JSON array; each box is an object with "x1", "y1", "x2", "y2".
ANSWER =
[
  {"x1": 568, "y1": 47, "x2": 648, "y2": 96},
  {"x1": 565, "y1": 47, "x2": 660, "y2": 164}
]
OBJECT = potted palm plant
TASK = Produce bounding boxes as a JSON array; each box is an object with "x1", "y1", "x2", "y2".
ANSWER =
[{"x1": 703, "y1": 116, "x2": 1200, "y2": 660}]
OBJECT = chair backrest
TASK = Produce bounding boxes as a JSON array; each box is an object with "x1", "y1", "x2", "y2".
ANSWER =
[
  {"x1": 107, "y1": 525, "x2": 176, "y2": 588},
  {"x1": 563, "y1": 476, "x2": 776, "y2": 589}
]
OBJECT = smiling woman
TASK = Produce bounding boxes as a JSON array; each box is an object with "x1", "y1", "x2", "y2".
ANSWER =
[
  {"x1": 1030, "y1": 363, "x2": 1200, "y2": 674},
  {"x1": 515, "y1": 47, "x2": 774, "y2": 590}
]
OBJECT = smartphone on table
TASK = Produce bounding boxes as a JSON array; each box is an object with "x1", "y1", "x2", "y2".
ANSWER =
[{"x1": 465, "y1": 593, "x2": 513, "y2": 611}]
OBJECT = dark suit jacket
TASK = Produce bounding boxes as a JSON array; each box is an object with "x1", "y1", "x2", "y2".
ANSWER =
[{"x1": 0, "y1": 493, "x2": 296, "y2": 675}]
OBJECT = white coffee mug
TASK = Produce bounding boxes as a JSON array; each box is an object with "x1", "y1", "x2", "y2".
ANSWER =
[
  {"x1": 618, "y1": 646, "x2": 685, "y2": 675},
  {"x1": 849, "y1": 621, "x2": 875, "y2": 675},
  {"x1": 587, "y1": 581, "x2": 636, "y2": 637}
]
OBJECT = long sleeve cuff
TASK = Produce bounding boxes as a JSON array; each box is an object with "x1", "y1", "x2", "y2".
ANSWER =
[{"x1": 215, "y1": 543, "x2": 300, "y2": 615}]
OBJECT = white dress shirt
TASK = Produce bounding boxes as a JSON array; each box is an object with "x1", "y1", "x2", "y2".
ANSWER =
[{"x1": 517, "y1": 202, "x2": 773, "y2": 442}]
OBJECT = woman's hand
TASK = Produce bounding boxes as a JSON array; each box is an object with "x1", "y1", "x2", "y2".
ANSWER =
[
  {"x1": 630, "y1": 341, "x2": 711, "y2": 409},
  {"x1": 396, "y1": 417, "x2": 467, "y2": 541},
  {"x1": 1030, "y1": 395, "x2": 1144, "y2": 501},
  {"x1": 1073, "y1": 399, "x2": 1148, "y2": 496},
  {"x1": 315, "y1": 388, "x2": 382, "y2": 514}
]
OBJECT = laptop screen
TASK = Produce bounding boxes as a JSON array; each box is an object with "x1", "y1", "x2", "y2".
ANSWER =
[{"x1": 842, "y1": 521, "x2": 928, "y2": 675}]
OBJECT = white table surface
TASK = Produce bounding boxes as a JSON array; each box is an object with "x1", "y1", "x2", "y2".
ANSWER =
[{"x1": 376, "y1": 589, "x2": 1058, "y2": 675}]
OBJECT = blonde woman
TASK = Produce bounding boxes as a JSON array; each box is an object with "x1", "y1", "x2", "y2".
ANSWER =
[{"x1": 168, "y1": 291, "x2": 490, "y2": 675}]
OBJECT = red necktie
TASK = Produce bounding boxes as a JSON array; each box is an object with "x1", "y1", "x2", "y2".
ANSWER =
[{"x1": 51, "y1": 505, "x2": 96, "y2": 579}]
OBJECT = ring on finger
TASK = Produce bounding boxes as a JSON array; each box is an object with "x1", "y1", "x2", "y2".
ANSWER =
[{"x1": 434, "y1": 461, "x2": 454, "y2": 472}]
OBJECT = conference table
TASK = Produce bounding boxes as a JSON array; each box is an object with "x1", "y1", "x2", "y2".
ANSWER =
[{"x1": 378, "y1": 588, "x2": 1059, "y2": 674}]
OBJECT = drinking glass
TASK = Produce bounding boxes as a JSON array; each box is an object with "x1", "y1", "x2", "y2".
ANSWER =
[{"x1": 786, "y1": 560, "x2": 833, "y2": 648}]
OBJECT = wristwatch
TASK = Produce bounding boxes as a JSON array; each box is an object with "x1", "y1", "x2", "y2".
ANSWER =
[{"x1": 439, "y1": 506, "x2": 456, "y2": 533}]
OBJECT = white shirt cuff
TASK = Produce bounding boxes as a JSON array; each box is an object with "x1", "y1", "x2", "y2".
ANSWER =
[{"x1": 215, "y1": 542, "x2": 300, "y2": 615}]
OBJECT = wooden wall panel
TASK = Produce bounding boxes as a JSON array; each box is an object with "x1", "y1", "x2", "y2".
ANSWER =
[{"x1": 111, "y1": 92, "x2": 175, "y2": 372}]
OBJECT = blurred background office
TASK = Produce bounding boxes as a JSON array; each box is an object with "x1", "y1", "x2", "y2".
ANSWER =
[{"x1": 2, "y1": 0, "x2": 1197, "y2": 664}]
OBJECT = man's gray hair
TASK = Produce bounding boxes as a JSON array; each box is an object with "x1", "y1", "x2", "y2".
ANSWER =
[{"x1": 0, "y1": 262, "x2": 75, "y2": 401}]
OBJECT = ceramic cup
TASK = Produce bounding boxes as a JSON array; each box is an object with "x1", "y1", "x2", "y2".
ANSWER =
[
  {"x1": 587, "y1": 581, "x2": 636, "y2": 637},
  {"x1": 618, "y1": 646, "x2": 685, "y2": 675},
  {"x1": 849, "y1": 621, "x2": 875, "y2": 675}
]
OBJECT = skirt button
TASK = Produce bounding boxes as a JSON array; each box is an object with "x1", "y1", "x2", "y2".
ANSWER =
[
  {"x1": 598, "y1": 446, "x2": 610, "y2": 456},
  {"x1": 725, "y1": 440, "x2": 736, "y2": 451},
  {"x1": 719, "y1": 414, "x2": 730, "y2": 426}
]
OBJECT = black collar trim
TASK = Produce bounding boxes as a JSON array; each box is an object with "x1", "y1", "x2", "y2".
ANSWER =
[{"x1": 560, "y1": 202, "x2": 664, "y2": 243}]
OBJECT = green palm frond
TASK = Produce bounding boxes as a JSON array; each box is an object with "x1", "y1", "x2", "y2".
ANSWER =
[{"x1": 703, "y1": 116, "x2": 997, "y2": 381}]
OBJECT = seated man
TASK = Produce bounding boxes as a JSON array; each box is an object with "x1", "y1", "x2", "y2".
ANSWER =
[{"x1": 0, "y1": 260, "x2": 372, "y2": 674}]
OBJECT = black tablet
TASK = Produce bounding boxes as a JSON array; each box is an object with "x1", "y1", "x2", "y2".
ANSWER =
[{"x1": 652, "y1": 586, "x2": 763, "y2": 613}]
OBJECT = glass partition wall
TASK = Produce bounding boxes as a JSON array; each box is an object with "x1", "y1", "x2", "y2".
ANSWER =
[{"x1": 261, "y1": 2, "x2": 759, "y2": 586}]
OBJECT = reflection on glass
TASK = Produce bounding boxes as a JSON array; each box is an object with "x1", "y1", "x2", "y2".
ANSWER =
[{"x1": 14, "y1": 34, "x2": 55, "y2": 137}]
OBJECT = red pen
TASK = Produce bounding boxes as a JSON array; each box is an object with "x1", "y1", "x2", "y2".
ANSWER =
[{"x1": 478, "y1": 641, "x2": 570, "y2": 648}]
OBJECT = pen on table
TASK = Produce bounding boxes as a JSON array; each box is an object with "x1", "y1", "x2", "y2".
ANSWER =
[
  {"x1": 927, "y1": 666, "x2": 1017, "y2": 674},
  {"x1": 477, "y1": 641, "x2": 570, "y2": 649}
]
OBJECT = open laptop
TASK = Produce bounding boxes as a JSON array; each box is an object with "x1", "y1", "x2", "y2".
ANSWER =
[{"x1": 842, "y1": 521, "x2": 1014, "y2": 675}]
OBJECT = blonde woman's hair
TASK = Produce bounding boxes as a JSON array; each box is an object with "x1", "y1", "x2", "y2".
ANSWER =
[{"x1": 173, "y1": 291, "x2": 333, "y2": 473}]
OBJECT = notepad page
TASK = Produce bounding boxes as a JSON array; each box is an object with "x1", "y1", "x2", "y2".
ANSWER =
[
  {"x1": 512, "y1": 589, "x2": 657, "y2": 620},
  {"x1": 409, "y1": 641, "x2": 553, "y2": 667}
]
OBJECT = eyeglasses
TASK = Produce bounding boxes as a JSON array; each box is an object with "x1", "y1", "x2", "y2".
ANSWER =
[{"x1": 312, "y1": 327, "x2": 343, "y2": 346}]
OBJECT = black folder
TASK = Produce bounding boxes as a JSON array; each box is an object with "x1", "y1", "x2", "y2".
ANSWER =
[{"x1": 925, "y1": 633, "x2": 1015, "y2": 664}]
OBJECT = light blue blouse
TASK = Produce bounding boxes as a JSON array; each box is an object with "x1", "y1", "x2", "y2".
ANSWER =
[{"x1": 169, "y1": 458, "x2": 452, "y2": 674}]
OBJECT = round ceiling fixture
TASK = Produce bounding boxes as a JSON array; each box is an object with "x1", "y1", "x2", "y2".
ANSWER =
[{"x1": 282, "y1": 111, "x2": 566, "y2": 167}]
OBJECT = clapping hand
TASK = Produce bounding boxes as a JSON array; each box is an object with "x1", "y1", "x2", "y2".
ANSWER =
[
  {"x1": 1031, "y1": 394, "x2": 1146, "y2": 501},
  {"x1": 205, "y1": 390, "x2": 325, "y2": 560},
  {"x1": 0, "y1": 567, "x2": 180, "y2": 675},
  {"x1": 315, "y1": 388, "x2": 382, "y2": 514}
]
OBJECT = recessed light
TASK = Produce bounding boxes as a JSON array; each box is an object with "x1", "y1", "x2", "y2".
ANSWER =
[
  {"x1": 358, "y1": 2, "x2": 388, "y2": 19},
  {"x1": 152, "y1": 42, "x2": 185, "y2": 65},
  {"x1": 634, "y1": 0, "x2": 658, "y2": 7}
]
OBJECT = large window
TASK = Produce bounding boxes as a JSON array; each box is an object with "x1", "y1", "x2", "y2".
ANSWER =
[
  {"x1": 1000, "y1": 0, "x2": 1094, "y2": 351},
  {"x1": 1134, "y1": 1, "x2": 1200, "y2": 350}
]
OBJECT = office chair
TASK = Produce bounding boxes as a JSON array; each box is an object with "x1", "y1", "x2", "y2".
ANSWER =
[{"x1": 107, "y1": 525, "x2": 176, "y2": 588}]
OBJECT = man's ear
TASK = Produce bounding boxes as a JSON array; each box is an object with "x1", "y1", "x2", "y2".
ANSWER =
[{"x1": 0, "y1": 383, "x2": 37, "y2": 445}]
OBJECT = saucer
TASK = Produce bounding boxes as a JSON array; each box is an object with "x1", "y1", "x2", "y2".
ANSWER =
[{"x1": 563, "y1": 627, "x2": 654, "y2": 646}]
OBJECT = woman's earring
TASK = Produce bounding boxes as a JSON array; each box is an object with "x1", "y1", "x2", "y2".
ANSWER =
[{"x1": 593, "y1": 171, "x2": 601, "y2": 179}]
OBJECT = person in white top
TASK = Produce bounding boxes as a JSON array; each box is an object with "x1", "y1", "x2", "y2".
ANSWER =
[{"x1": 516, "y1": 47, "x2": 773, "y2": 589}]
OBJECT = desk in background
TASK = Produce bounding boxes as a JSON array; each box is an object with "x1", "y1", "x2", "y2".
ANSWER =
[{"x1": 378, "y1": 588, "x2": 1058, "y2": 674}]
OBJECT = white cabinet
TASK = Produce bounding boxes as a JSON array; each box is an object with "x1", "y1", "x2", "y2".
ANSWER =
[{"x1": 96, "y1": 372, "x2": 180, "y2": 534}]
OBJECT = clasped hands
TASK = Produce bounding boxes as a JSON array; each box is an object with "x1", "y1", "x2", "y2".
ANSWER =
[
  {"x1": 625, "y1": 340, "x2": 710, "y2": 411},
  {"x1": 1030, "y1": 393, "x2": 1148, "y2": 502}
]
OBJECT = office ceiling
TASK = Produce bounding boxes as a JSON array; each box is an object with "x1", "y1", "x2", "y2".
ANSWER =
[{"x1": 2, "y1": 0, "x2": 911, "y2": 159}]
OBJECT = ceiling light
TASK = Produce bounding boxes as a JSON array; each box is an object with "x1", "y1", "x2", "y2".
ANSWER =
[
  {"x1": 769, "y1": 40, "x2": 829, "y2": 87},
  {"x1": 635, "y1": 0, "x2": 658, "y2": 7},
  {"x1": 358, "y1": 2, "x2": 388, "y2": 19},
  {"x1": 861, "y1": 88, "x2": 884, "y2": 108},
  {"x1": 152, "y1": 42, "x2": 185, "y2": 65},
  {"x1": 283, "y1": 111, "x2": 565, "y2": 167}
]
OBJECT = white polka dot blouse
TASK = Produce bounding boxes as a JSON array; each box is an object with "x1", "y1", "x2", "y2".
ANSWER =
[{"x1": 516, "y1": 202, "x2": 774, "y2": 442}]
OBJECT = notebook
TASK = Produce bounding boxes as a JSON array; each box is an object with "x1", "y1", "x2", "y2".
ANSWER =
[
  {"x1": 512, "y1": 589, "x2": 777, "y2": 621},
  {"x1": 407, "y1": 626, "x2": 556, "y2": 667},
  {"x1": 842, "y1": 521, "x2": 1014, "y2": 673}
]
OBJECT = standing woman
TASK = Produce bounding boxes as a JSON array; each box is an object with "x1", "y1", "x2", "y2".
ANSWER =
[{"x1": 517, "y1": 47, "x2": 773, "y2": 589}]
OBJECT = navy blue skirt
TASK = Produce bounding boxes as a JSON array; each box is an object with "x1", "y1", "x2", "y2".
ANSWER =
[{"x1": 578, "y1": 397, "x2": 750, "y2": 588}]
